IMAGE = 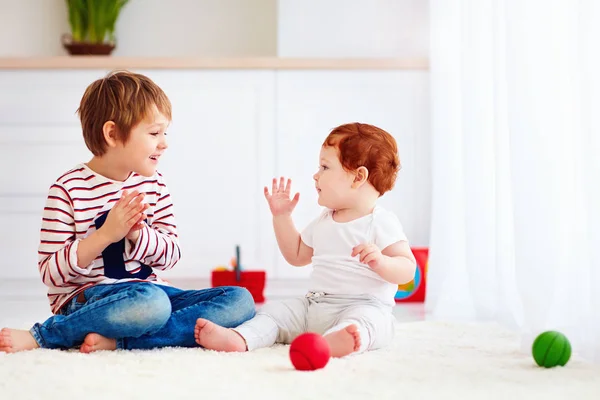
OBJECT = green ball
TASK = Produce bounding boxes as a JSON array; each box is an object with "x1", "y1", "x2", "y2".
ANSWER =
[{"x1": 532, "y1": 331, "x2": 571, "y2": 368}]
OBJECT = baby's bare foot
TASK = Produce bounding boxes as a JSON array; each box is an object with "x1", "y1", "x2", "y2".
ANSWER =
[
  {"x1": 194, "y1": 318, "x2": 247, "y2": 352},
  {"x1": 0, "y1": 328, "x2": 39, "y2": 353},
  {"x1": 324, "y1": 324, "x2": 361, "y2": 357},
  {"x1": 80, "y1": 333, "x2": 117, "y2": 353}
]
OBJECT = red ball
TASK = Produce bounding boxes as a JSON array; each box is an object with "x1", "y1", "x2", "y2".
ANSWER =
[{"x1": 289, "y1": 332, "x2": 331, "y2": 371}]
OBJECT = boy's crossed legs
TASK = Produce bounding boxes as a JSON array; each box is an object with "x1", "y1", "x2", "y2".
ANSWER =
[
  {"x1": 0, "y1": 281, "x2": 255, "y2": 353},
  {"x1": 1, "y1": 282, "x2": 169, "y2": 353}
]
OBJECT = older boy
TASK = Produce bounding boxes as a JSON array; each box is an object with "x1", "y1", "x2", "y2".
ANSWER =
[{"x1": 0, "y1": 70, "x2": 255, "y2": 353}]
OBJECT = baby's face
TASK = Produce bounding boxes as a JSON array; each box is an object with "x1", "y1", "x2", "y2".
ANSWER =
[{"x1": 312, "y1": 146, "x2": 356, "y2": 209}]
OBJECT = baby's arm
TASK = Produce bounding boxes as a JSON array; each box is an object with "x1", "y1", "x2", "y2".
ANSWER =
[
  {"x1": 264, "y1": 177, "x2": 314, "y2": 267},
  {"x1": 352, "y1": 209, "x2": 417, "y2": 284},
  {"x1": 273, "y1": 215, "x2": 313, "y2": 266},
  {"x1": 352, "y1": 241, "x2": 415, "y2": 285},
  {"x1": 375, "y1": 241, "x2": 416, "y2": 284}
]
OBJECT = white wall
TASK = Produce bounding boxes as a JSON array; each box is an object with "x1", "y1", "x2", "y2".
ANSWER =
[
  {"x1": 113, "y1": 0, "x2": 277, "y2": 57},
  {"x1": 0, "y1": 0, "x2": 68, "y2": 56},
  {"x1": 0, "y1": 0, "x2": 277, "y2": 57},
  {"x1": 0, "y1": 0, "x2": 427, "y2": 58},
  {"x1": 278, "y1": 0, "x2": 429, "y2": 58}
]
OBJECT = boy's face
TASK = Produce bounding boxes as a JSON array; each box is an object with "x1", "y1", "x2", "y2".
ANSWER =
[
  {"x1": 118, "y1": 106, "x2": 170, "y2": 177},
  {"x1": 312, "y1": 146, "x2": 356, "y2": 209}
]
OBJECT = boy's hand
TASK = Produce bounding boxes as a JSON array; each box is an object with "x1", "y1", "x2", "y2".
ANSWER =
[
  {"x1": 126, "y1": 202, "x2": 149, "y2": 244},
  {"x1": 264, "y1": 177, "x2": 300, "y2": 216},
  {"x1": 126, "y1": 216, "x2": 147, "y2": 244},
  {"x1": 352, "y1": 243, "x2": 384, "y2": 269},
  {"x1": 99, "y1": 190, "x2": 148, "y2": 243}
]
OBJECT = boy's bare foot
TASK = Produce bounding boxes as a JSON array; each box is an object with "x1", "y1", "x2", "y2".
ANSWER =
[
  {"x1": 0, "y1": 328, "x2": 40, "y2": 353},
  {"x1": 80, "y1": 333, "x2": 117, "y2": 353},
  {"x1": 324, "y1": 324, "x2": 361, "y2": 357},
  {"x1": 194, "y1": 318, "x2": 247, "y2": 352}
]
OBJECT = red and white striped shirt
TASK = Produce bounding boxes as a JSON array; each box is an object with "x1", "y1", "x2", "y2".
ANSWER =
[{"x1": 38, "y1": 163, "x2": 181, "y2": 314}]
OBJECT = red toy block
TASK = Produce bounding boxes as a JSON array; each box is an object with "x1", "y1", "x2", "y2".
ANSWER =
[
  {"x1": 395, "y1": 247, "x2": 428, "y2": 303},
  {"x1": 211, "y1": 270, "x2": 266, "y2": 304}
]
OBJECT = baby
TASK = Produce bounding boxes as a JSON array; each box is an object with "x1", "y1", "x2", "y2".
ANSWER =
[{"x1": 195, "y1": 122, "x2": 416, "y2": 357}]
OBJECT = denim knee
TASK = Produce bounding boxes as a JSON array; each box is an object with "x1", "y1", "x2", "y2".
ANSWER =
[
  {"x1": 108, "y1": 283, "x2": 171, "y2": 335},
  {"x1": 224, "y1": 286, "x2": 256, "y2": 323}
]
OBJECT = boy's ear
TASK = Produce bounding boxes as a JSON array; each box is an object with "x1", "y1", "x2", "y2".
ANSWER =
[
  {"x1": 352, "y1": 166, "x2": 369, "y2": 188},
  {"x1": 102, "y1": 121, "x2": 119, "y2": 148}
]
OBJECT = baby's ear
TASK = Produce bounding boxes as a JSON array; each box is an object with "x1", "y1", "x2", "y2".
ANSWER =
[{"x1": 353, "y1": 166, "x2": 369, "y2": 187}]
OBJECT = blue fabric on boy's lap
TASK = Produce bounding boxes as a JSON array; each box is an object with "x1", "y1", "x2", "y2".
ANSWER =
[{"x1": 94, "y1": 212, "x2": 152, "y2": 280}]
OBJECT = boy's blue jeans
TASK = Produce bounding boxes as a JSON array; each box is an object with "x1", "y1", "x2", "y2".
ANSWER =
[{"x1": 29, "y1": 282, "x2": 256, "y2": 350}]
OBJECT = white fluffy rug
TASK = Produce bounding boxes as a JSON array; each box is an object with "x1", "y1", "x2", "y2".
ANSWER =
[{"x1": 1, "y1": 321, "x2": 598, "y2": 400}]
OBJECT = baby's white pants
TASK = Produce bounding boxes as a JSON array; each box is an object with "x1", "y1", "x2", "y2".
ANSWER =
[{"x1": 233, "y1": 292, "x2": 395, "y2": 353}]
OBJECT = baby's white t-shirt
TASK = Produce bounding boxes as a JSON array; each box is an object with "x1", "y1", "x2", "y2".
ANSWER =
[{"x1": 300, "y1": 205, "x2": 408, "y2": 306}]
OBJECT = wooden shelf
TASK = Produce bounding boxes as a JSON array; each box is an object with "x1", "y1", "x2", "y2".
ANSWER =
[{"x1": 0, "y1": 56, "x2": 428, "y2": 70}]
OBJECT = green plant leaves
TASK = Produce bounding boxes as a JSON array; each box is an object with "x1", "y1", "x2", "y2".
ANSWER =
[{"x1": 65, "y1": 0, "x2": 129, "y2": 44}]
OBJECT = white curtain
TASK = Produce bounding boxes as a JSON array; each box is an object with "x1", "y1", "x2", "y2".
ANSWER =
[{"x1": 427, "y1": 0, "x2": 600, "y2": 363}]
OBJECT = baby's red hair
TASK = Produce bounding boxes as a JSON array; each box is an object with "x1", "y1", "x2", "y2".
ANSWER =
[{"x1": 323, "y1": 123, "x2": 400, "y2": 195}]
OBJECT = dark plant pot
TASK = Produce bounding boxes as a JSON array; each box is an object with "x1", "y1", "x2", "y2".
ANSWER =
[{"x1": 62, "y1": 34, "x2": 115, "y2": 56}]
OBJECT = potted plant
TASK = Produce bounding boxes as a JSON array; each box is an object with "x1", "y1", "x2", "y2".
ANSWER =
[{"x1": 62, "y1": 0, "x2": 130, "y2": 55}]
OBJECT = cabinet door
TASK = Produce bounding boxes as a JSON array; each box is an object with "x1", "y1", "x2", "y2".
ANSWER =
[{"x1": 274, "y1": 71, "x2": 430, "y2": 279}]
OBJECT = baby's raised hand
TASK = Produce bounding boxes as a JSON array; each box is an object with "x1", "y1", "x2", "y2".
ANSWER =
[
  {"x1": 352, "y1": 243, "x2": 384, "y2": 269},
  {"x1": 264, "y1": 177, "x2": 300, "y2": 216}
]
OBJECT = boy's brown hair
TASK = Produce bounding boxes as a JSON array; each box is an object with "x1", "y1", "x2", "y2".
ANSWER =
[
  {"x1": 323, "y1": 122, "x2": 401, "y2": 195},
  {"x1": 77, "y1": 70, "x2": 172, "y2": 156}
]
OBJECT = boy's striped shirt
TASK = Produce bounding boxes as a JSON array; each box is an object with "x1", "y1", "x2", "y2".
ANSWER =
[{"x1": 38, "y1": 163, "x2": 181, "y2": 314}]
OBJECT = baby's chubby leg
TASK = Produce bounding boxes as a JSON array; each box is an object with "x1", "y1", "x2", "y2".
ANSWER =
[
  {"x1": 196, "y1": 297, "x2": 309, "y2": 352},
  {"x1": 323, "y1": 304, "x2": 395, "y2": 358},
  {"x1": 323, "y1": 324, "x2": 362, "y2": 357}
]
